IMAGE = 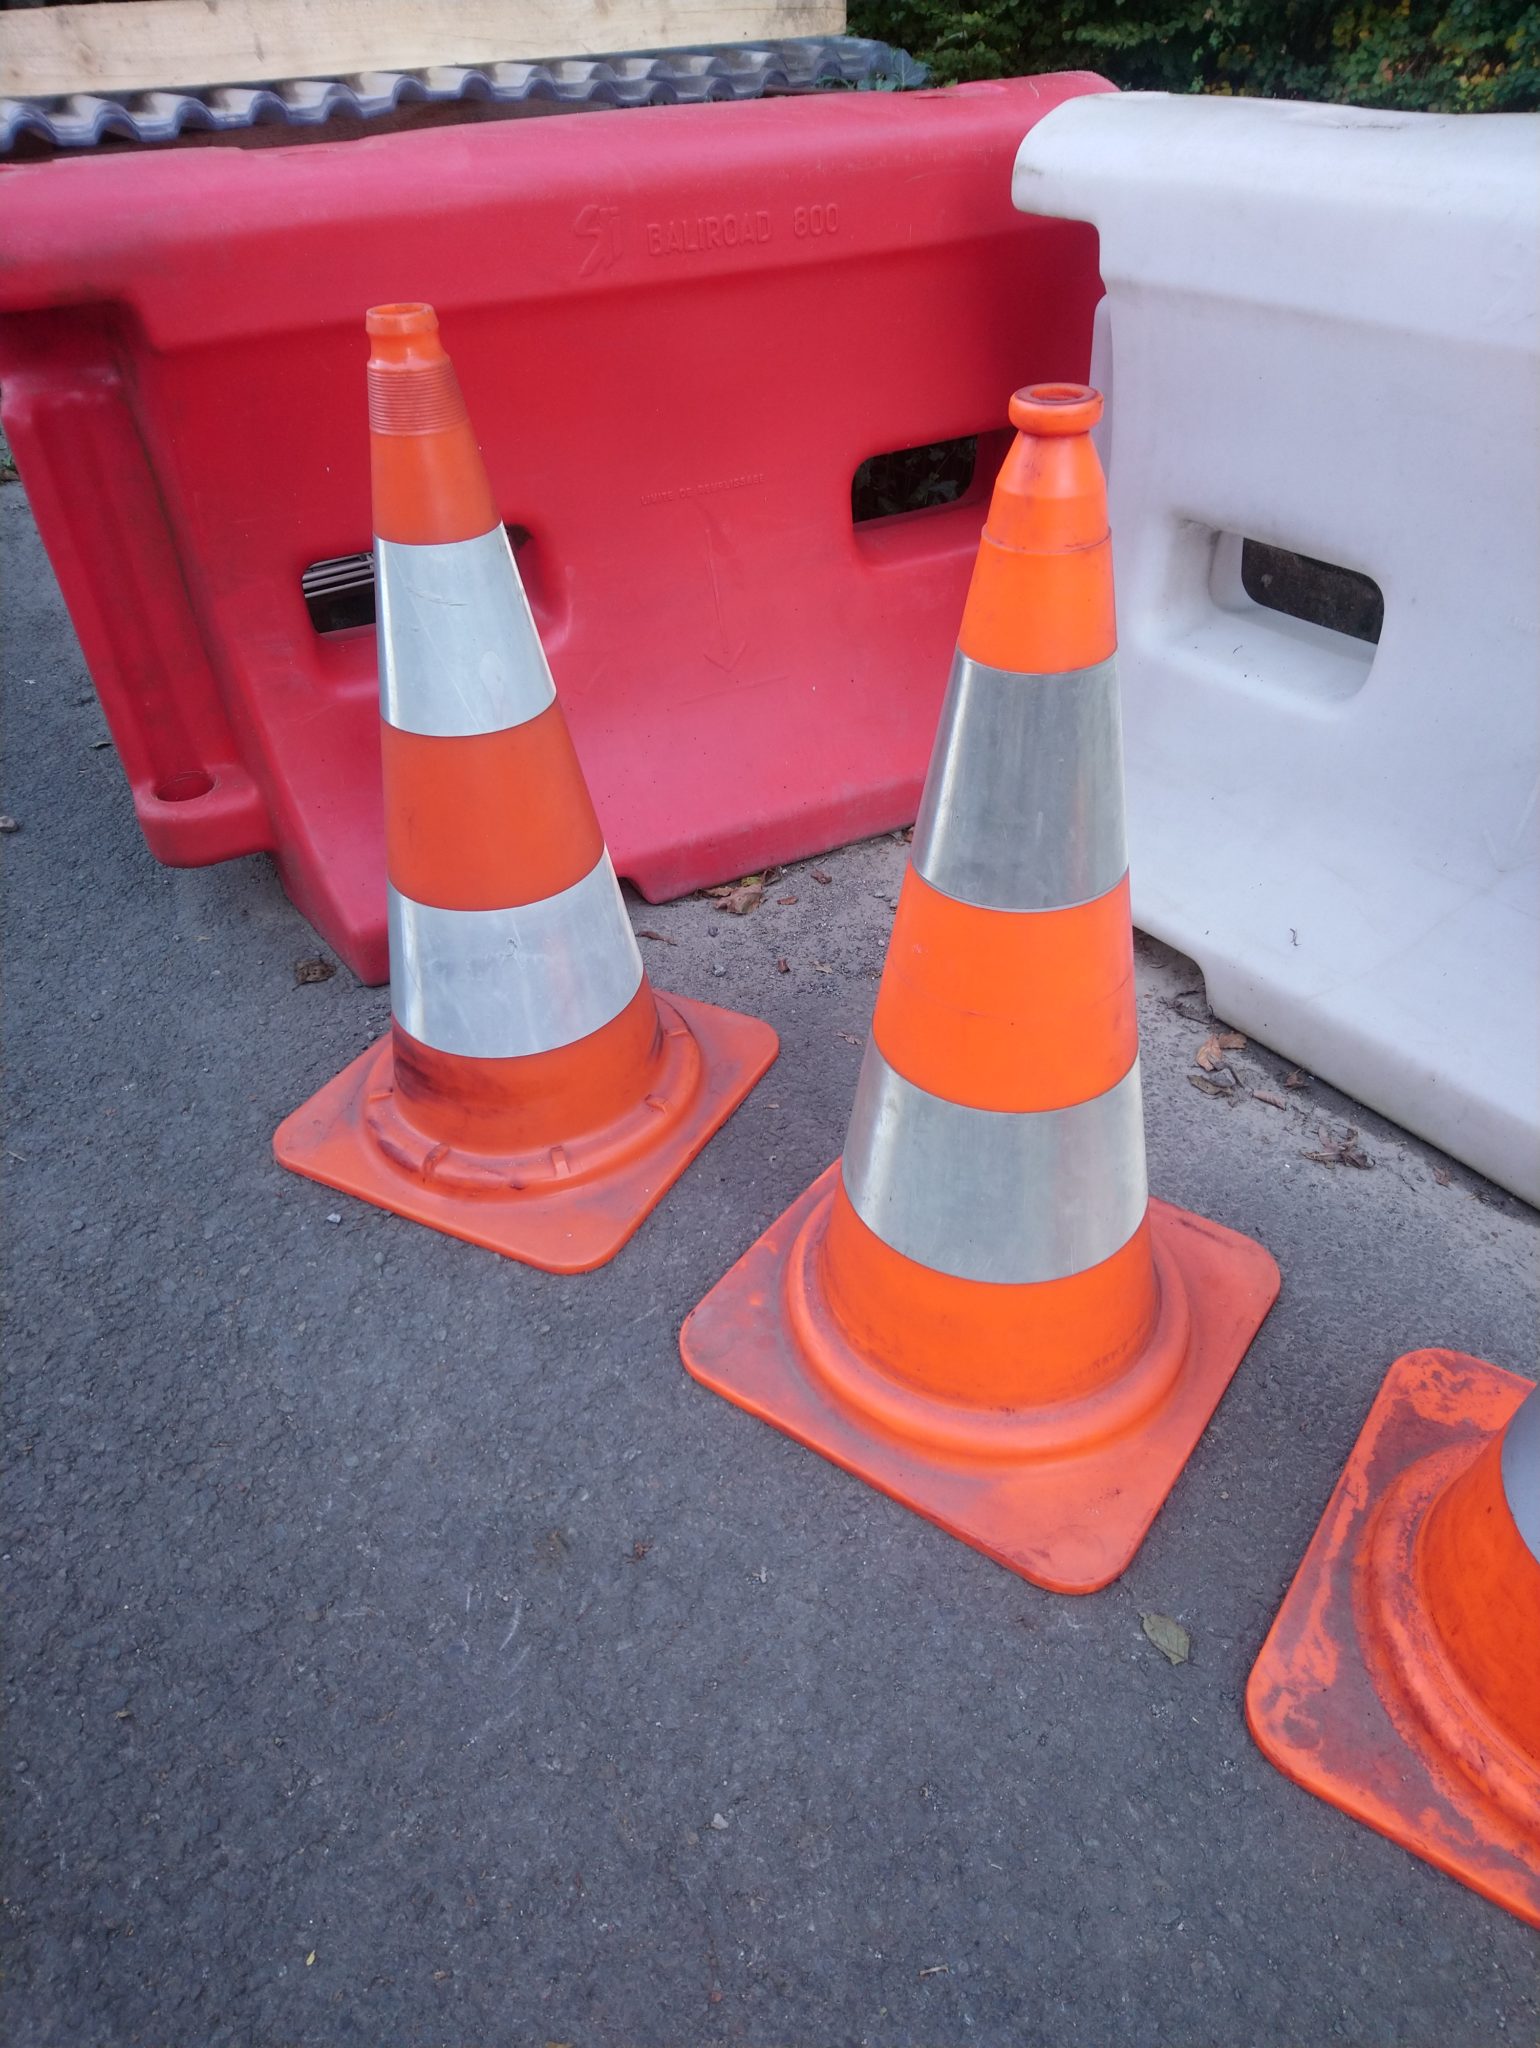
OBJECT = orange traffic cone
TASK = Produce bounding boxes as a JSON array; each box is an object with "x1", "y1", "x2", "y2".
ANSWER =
[
  {"x1": 274, "y1": 304, "x2": 778, "y2": 1273},
  {"x1": 1248, "y1": 1350, "x2": 1539, "y2": 1926},
  {"x1": 680, "y1": 383, "x2": 1280, "y2": 1592}
]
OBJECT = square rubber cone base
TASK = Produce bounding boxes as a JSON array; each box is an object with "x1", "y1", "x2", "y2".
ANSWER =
[
  {"x1": 1246, "y1": 1350, "x2": 1540, "y2": 1927},
  {"x1": 274, "y1": 990, "x2": 777, "y2": 1275},
  {"x1": 681, "y1": 1165, "x2": 1279, "y2": 1593}
]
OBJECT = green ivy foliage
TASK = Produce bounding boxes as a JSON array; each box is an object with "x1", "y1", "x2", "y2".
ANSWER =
[{"x1": 850, "y1": 1, "x2": 1539, "y2": 109}]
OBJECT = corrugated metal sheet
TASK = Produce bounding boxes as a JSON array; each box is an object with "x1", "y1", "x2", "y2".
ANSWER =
[{"x1": 1, "y1": 37, "x2": 923, "y2": 152}]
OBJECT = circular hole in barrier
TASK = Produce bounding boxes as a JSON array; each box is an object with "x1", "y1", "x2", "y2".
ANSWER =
[{"x1": 154, "y1": 770, "x2": 215, "y2": 803}]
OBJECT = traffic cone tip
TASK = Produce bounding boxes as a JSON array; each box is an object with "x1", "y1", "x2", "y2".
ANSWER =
[
  {"x1": 960, "y1": 383, "x2": 1115, "y2": 673},
  {"x1": 1009, "y1": 381, "x2": 1102, "y2": 434}
]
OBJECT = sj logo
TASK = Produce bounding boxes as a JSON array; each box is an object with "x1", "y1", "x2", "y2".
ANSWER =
[{"x1": 573, "y1": 204, "x2": 622, "y2": 277}]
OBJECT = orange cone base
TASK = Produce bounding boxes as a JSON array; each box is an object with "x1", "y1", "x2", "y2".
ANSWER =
[
  {"x1": 1246, "y1": 1350, "x2": 1540, "y2": 1928},
  {"x1": 680, "y1": 1164, "x2": 1279, "y2": 1593},
  {"x1": 274, "y1": 991, "x2": 778, "y2": 1275}
]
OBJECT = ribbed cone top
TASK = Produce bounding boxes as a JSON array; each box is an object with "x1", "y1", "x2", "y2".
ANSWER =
[
  {"x1": 959, "y1": 381, "x2": 1116, "y2": 673},
  {"x1": 367, "y1": 302, "x2": 499, "y2": 545}
]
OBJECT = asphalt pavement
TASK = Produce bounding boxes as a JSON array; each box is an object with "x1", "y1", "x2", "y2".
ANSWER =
[{"x1": 4, "y1": 480, "x2": 1537, "y2": 2046}]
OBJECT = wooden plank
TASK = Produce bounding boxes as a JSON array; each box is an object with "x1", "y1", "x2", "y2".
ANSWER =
[{"x1": 0, "y1": 0, "x2": 847, "y2": 99}]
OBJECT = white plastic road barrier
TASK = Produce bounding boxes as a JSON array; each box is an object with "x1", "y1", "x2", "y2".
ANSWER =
[{"x1": 1013, "y1": 93, "x2": 1540, "y2": 1205}]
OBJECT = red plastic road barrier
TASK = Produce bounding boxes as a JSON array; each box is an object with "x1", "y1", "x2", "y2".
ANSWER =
[{"x1": 0, "y1": 78, "x2": 1108, "y2": 983}]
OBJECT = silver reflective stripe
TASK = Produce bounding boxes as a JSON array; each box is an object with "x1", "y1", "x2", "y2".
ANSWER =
[
  {"x1": 389, "y1": 853, "x2": 643, "y2": 1059},
  {"x1": 911, "y1": 651, "x2": 1127, "y2": 912},
  {"x1": 377, "y1": 527, "x2": 556, "y2": 738},
  {"x1": 1501, "y1": 1384, "x2": 1540, "y2": 1564},
  {"x1": 841, "y1": 1041, "x2": 1147, "y2": 1285}
]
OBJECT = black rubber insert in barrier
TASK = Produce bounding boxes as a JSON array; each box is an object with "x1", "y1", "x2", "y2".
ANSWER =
[{"x1": 1241, "y1": 539, "x2": 1385, "y2": 646}]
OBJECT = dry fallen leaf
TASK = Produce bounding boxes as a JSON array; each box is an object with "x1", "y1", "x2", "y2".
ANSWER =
[
  {"x1": 810, "y1": 961, "x2": 833, "y2": 974},
  {"x1": 1141, "y1": 1612, "x2": 1191, "y2": 1665},
  {"x1": 838, "y1": 1032, "x2": 861, "y2": 1046},
  {"x1": 636, "y1": 929, "x2": 677, "y2": 946},
  {"x1": 1303, "y1": 1127, "x2": 1374, "y2": 1170},
  {"x1": 1432, "y1": 1165, "x2": 1452, "y2": 1186},
  {"x1": 811, "y1": 868, "x2": 832, "y2": 886},
  {"x1": 306, "y1": 1951, "x2": 317, "y2": 1967},
  {"x1": 1283, "y1": 1069, "x2": 1308, "y2": 1089},
  {"x1": 294, "y1": 956, "x2": 336, "y2": 986},
  {"x1": 723, "y1": 883, "x2": 764, "y2": 916},
  {"x1": 775, "y1": 957, "x2": 790, "y2": 975},
  {"x1": 777, "y1": 894, "x2": 798, "y2": 905},
  {"x1": 1251, "y1": 1090, "x2": 1288, "y2": 1110},
  {"x1": 1332, "y1": 1128, "x2": 1371, "y2": 1167},
  {"x1": 1188, "y1": 1073, "x2": 1233, "y2": 1098},
  {"x1": 1195, "y1": 1031, "x2": 1247, "y2": 1071}
]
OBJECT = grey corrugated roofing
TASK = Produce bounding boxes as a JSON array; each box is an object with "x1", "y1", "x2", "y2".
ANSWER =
[{"x1": 0, "y1": 37, "x2": 925, "y2": 152}]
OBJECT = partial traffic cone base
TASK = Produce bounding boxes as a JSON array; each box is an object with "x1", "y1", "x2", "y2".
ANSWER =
[
  {"x1": 680, "y1": 1165, "x2": 1279, "y2": 1593},
  {"x1": 1246, "y1": 1349, "x2": 1540, "y2": 1929},
  {"x1": 274, "y1": 992, "x2": 777, "y2": 1274}
]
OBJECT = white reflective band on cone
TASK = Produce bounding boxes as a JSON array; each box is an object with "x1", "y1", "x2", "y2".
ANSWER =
[
  {"x1": 389, "y1": 852, "x2": 644, "y2": 1060},
  {"x1": 841, "y1": 1041, "x2": 1148, "y2": 1285},
  {"x1": 1502, "y1": 1385, "x2": 1540, "y2": 1563},
  {"x1": 377, "y1": 526, "x2": 557, "y2": 738},
  {"x1": 912, "y1": 652, "x2": 1127, "y2": 913}
]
